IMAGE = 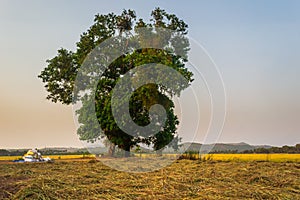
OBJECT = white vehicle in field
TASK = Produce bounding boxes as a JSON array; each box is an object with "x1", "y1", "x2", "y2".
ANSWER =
[{"x1": 22, "y1": 148, "x2": 52, "y2": 162}]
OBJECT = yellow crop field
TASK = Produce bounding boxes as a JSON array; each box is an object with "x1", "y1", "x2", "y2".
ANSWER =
[
  {"x1": 0, "y1": 154, "x2": 299, "y2": 162},
  {"x1": 180, "y1": 153, "x2": 300, "y2": 162},
  {"x1": 0, "y1": 154, "x2": 95, "y2": 161},
  {"x1": 0, "y1": 156, "x2": 21, "y2": 161},
  {"x1": 208, "y1": 153, "x2": 300, "y2": 162},
  {"x1": 46, "y1": 154, "x2": 95, "y2": 160}
]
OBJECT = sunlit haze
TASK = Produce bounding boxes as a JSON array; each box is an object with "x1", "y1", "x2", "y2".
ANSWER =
[{"x1": 1, "y1": 0, "x2": 299, "y2": 148}]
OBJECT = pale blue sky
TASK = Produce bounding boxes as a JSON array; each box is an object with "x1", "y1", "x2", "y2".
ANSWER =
[{"x1": 0, "y1": 0, "x2": 299, "y2": 148}]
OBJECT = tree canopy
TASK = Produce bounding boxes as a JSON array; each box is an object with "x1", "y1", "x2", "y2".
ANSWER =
[{"x1": 38, "y1": 8, "x2": 193, "y2": 157}]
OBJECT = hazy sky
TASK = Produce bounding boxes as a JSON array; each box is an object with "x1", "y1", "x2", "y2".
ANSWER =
[{"x1": 0, "y1": 0, "x2": 300, "y2": 148}]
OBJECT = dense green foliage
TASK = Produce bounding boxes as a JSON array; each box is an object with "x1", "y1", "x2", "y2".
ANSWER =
[{"x1": 38, "y1": 8, "x2": 193, "y2": 156}]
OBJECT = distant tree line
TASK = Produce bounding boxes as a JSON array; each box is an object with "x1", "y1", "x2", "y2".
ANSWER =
[
  {"x1": 0, "y1": 149, "x2": 90, "y2": 156},
  {"x1": 0, "y1": 149, "x2": 27, "y2": 156},
  {"x1": 183, "y1": 144, "x2": 300, "y2": 154},
  {"x1": 243, "y1": 144, "x2": 300, "y2": 154},
  {"x1": 210, "y1": 150, "x2": 239, "y2": 154},
  {"x1": 39, "y1": 149, "x2": 90, "y2": 156},
  {"x1": 1, "y1": 144, "x2": 299, "y2": 156}
]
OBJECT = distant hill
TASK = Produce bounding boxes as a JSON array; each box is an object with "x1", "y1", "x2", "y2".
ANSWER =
[{"x1": 180, "y1": 142, "x2": 273, "y2": 153}]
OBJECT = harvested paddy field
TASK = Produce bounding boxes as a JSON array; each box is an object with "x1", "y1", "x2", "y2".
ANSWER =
[{"x1": 0, "y1": 159, "x2": 299, "y2": 200}]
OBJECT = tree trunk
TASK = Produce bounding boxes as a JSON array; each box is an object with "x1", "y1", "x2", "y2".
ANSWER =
[
  {"x1": 156, "y1": 148, "x2": 163, "y2": 156},
  {"x1": 107, "y1": 143, "x2": 115, "y2": 157},
  {"x1": 124, "y1": 145, "x2": 130, "y2": 157}
]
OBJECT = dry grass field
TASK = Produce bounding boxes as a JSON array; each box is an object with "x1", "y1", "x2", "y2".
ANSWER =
[{"x1": 0, "y1": 157, "x2": 299, "y2": 199}]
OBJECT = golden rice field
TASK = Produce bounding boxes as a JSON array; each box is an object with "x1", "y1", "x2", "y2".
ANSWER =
[
  {"x1": 1, "y1": 154, "x2": 300, "y2": 162},
  {"x1": 0, "y1": 154, "x2": 95, "y2": 161},
  {"x1": 181, "y1": 153, "x2": 300, "y2": 162}
]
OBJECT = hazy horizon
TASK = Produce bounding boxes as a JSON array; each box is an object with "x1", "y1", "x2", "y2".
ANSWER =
[
  {"x1": 1, "y1": 0, "x2": 300, "y2": 149},
  {"x1": 2, "y1": 141, "x2": 286, "y2": 150}
]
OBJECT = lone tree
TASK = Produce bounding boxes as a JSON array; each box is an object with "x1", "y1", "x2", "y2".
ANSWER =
[{"x1": 38, "y1": 8, "x2": 193, "y2": 157}]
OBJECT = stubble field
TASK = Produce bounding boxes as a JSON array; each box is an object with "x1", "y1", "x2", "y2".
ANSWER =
[{"x1": 0, "y1": 158, "x2": 299, "y2": 200}]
